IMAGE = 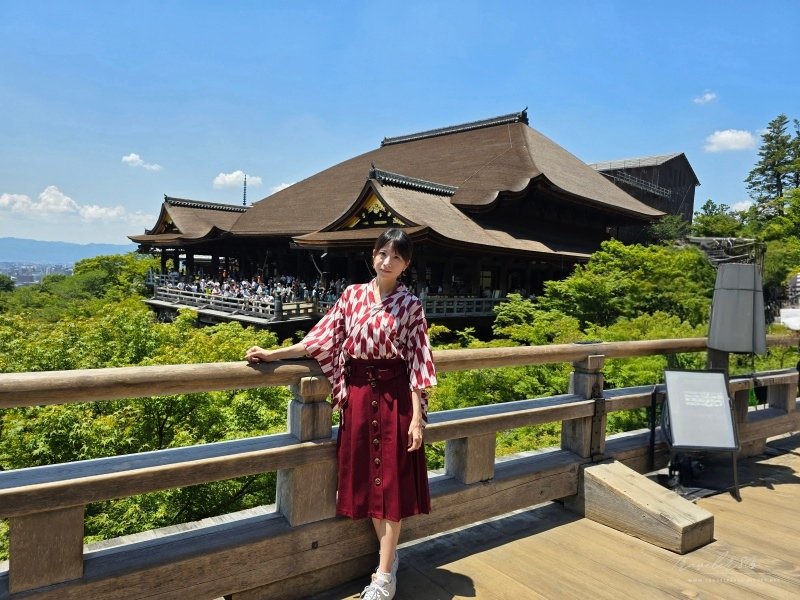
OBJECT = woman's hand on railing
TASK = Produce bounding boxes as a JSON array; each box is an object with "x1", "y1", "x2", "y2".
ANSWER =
[{"x1": 245, "y1": 346, "x2": 277, "y2": 363}]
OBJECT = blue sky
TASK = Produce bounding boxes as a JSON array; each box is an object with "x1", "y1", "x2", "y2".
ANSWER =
[{"x1": 1, "y1": 0, "x2": 798, "y2": 244}]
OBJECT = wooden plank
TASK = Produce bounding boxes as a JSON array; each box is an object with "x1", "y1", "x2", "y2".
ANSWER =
[
  {"x1": 0, "y1": 438, "x2": 337, "y2": 518},
  {"x1": 549, "y1": 518, "x2": 796, "y2": 599},
  {"x1": 425, "y1": 395, "x2": 593, "y2": 443},
  {"x1": 739, "y1": 409, "x2": 800, "y2": 444},
  {"x1": 0, "y1": 360, "x2": 321, "y2": 408},
  {"x1": 565, "y1": 460, "x2": 714, "y2": 554},
  {"x1": 553, "y1": 517, "x2": 731, "y2": 600}
]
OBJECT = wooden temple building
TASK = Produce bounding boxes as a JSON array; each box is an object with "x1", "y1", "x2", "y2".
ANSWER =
[
  {"x1": 130, "y1": 110, "x2": 698, "y2": 298},
  {"x1": 589, "y1": 153, "x2": 700, "y2": 222}
]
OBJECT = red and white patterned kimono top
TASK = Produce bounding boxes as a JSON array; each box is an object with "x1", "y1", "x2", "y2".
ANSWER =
[{"x1": 302, "y1": 281, "x2": 437, "y2": 416}]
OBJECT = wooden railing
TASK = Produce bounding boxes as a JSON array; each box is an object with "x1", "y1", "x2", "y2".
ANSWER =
[
  {"x1": 150, "y1": 286, "x2": 316, "y2": 321},
  {"x1": 149, "y1": 275, "x2": 504, "y2": 323},
  {"x1": 0, "y1": 336, "x2": 798, "y2": 599}
]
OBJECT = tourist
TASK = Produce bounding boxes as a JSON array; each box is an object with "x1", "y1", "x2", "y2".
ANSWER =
[{"x1": 245, "y1": 228, "x2": 436, "y2": 600}]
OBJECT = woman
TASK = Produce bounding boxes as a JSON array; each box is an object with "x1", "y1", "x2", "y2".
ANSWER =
[{"x1": 246, "y1": 228, "x2": 436, "y2": 600}]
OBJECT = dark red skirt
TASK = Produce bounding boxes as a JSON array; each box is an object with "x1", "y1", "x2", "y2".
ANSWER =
[{"x1": 336, "y1": 357, "x2": 431, "y2": 521}]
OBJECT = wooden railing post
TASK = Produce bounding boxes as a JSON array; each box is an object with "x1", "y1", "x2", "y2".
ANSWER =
[
  {"x1": 276, "y1": 376, "x2": 337, "y2": 526},
  {"x1": 766, "y1": 375, "x2": 797, "y2": 413},
  {"x1": 562, "y1": 355, "x2": 605, "y2": 459},
  {"x1": 9, "y1": 506, "x2": 84, "y2": 593},
  {"x1": 445, "y1": 433, "x2": 496, "y2": 484}
]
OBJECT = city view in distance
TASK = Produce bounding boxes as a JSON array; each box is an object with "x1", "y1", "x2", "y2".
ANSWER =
[{"x1": 0, "y1": 237, "x2": 136, "y2": 285}]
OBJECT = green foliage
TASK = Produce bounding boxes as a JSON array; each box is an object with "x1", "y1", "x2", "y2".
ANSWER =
[
  {"x1": 763, "y1": 235, "x2": 800, "y2": 291},
  {"x1": 745, "y1": 113, "x2": 795, "y2": 209},
  {"x1": 647, "y1": 214, "x2": 691, "y2": 243},
  {"x1": 537, "y1": 240, "x2": 715, "y2": 327},
  {"x1": 691, "y1": 199, "x2": 743, "y2": 237},
  {"x1": 0, "y1": 274, "x2": 14, "y2": 292},
  {"x1": 493, "y1": 294, "x2": 582, "y2": 345},
  {"x1": 586, "y1": 312, "x2": 706, "y2": 390}
]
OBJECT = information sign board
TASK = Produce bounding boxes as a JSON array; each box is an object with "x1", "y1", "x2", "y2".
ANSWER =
[{"x1": 663, "y1": 370, "x2": 738, "y2": 451}]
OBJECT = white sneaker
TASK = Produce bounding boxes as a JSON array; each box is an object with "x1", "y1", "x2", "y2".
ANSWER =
[
  {"x1": 391, "y1": 551, "x2": 399, "y2": 578},
  {"x1": 360, "y1": 571, "x2": 396, "y2": 600}
]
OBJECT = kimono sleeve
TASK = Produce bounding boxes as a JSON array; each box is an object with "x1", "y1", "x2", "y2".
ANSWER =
[
  {"x1": 302, "y1": 290, "x2": 347, "y2": 405},
  {"x1": 404, "y1": 299, "x2": 437, "y2": 417}
]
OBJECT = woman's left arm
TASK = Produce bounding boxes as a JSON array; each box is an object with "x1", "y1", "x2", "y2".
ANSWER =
[{"x1": 408, "y1": 389, "x2": 426, "y2": 451}]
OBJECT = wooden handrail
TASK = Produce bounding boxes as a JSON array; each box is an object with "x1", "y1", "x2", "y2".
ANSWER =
[{"x1": 1, "y1": 335, "x2": 793, "y2": 408}]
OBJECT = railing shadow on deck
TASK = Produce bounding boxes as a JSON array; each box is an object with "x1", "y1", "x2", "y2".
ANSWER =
[{"x1": 0, "y1": 336, "x2": 798, "y2": 599}]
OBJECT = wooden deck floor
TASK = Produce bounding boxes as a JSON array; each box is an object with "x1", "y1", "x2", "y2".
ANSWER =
[{"x1": 312, "y1": 434, "x2": 800, "y2": 600}]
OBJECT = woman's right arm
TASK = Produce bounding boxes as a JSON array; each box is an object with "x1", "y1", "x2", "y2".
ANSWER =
[{"x1": 245, "y1": 342, "x2": 308, "y2": 363}]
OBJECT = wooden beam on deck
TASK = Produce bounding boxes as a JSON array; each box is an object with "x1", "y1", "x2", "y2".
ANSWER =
[{"x1": 564, "y1": 460, "x2": 714, "y2": 554}]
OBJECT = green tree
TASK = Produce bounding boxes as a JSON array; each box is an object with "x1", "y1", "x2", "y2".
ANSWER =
[
  {"x1": 691, "y1": 200, "x2": 742, "y2": 237},
  {"x1": 745, "y1": 114, "x2": 793, "y2": 215},
  {"x1": 0, "y1": 273, "x2": 14, "y2": 292},
  {"x1": 789, "y1": 118, "x2": 800, "y2": 191},
  {"x1": 647, "y1": 214, "x2": 691, "y2": 243},
  {"x1": 537, "y1": 240, "x2": 715, "y2": 327}
]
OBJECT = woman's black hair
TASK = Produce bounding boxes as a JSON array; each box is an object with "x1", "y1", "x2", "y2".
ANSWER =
[{"x1": 373, "y1": 228, "x2": 412, "y2": 262}]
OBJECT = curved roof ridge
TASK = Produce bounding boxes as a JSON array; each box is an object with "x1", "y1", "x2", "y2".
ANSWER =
[
  {"x1": 369, "y1": 166, "x2": 456, "y2": 196},
  {"x1": 381, "y1": 109, "x2": 528, "y2": 147},
  {"x1": 164, "y1": 196, "x2": 248, "y2": 212}
]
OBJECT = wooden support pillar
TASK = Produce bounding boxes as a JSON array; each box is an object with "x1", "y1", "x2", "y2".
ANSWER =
[
  {"x1": 347, "y1": 254, "x2": 358, "y2": 283},
  {"x1": 562, "y1": 355, "x2": 605, "y2": 459},
  {"x1": 185, "y1": 252, "x2": 195, "y2": 277},
  {"x1": 731, "y1": 385, "x2": 764, "y2": 457},
  {"x1": 9, "y1": 506, "x2": 84, "y2": 593},
  {"x1": 277, "y1": 376, "x2": 337, "y2": 527},
  {"x1": 766, "y1": 376, "x2": 797, "y2": 413},
  {"x1": 416, "y1": 256, "x2": 427, "y2": 288},
  {"x1": 706, "y1": 348, "x2": 729, "y2": 373},
  {"x1": 445, "y1": 432, "x2": 496, "y2": 484},
  {"x1": 160, "y1": 251, "x2": 168, "y2": 273},
  {"x1": 442, "y1": 261, "x2": 453, "y2": 295}
]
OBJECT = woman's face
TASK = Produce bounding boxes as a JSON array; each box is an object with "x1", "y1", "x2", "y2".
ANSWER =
[{"x1": 372, "y1": 242, "x2": 410, "y2": 283}]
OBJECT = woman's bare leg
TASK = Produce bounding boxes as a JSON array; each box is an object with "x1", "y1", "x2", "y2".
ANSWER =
[{"x1": 371, "y1": 517, "x2": 402, "y2": 574}]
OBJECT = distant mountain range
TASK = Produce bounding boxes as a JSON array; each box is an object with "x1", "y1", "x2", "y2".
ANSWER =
[{"x1": 0, "y1": 238, "x2": 138, "y2": 264}]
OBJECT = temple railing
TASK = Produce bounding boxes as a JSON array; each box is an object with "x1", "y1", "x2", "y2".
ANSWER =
[
  {"x1": 150, "y1": 286, "x2": 316, "y2": 321},
  {"x1": 0, "y1": 336, "x2": 797, "y2": 599}
]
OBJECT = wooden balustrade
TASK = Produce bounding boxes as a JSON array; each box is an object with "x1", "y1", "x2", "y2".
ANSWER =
[
  {"x1": 151, "y1": 286, "x2": 316, "y2": 321},
  {"x1": 0, "y1": 336, "x2": 798, "y2": 599}
]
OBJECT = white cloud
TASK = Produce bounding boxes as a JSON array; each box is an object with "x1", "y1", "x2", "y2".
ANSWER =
[
  {"x1": 0, "y1": 186, "x2": 155, "y2": 225},
  {"x1": 0, "y1": 193, "x2": 33, "y2": 212},
  {"x1": 1, "y1": 186, "x2": 79, "y2": 214},
  {"x1": 693, "y1": 90, "x2": 717, "y2": 104},
  {"x1": 122, "y1": 152, "x2": 162, "y2": 171},
  {"x1": 213, "y1": 170, "x2": 263, "y2": 188},
  {"x1": 731, "y1": 200, "x2": 753, "y2": 212},
  {"x1": 270, "y1": 182, "x2": 294, "y2": 194},
  {"x1": 704, "y1": 129, "x2": 756, "y2": 152}
]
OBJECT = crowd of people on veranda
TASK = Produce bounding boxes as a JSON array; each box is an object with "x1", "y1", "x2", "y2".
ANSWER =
[{"x1": 158, "y1": 272, "x2": 351, "y2": 306}]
